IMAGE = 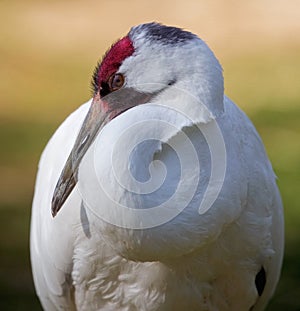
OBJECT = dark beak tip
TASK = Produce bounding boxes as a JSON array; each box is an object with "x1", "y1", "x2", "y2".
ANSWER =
[
  {"x1": 51, "y1": 168, "x2": 77, "y2": 218},
  {"x1": 51, "y1": 209, "x2": 57, "y2": 218},
  {"x1": 51, "y1": 196, "x2": 61, "y2": 218}
]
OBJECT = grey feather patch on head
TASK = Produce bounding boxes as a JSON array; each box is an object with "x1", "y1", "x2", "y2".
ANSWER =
[{"x1": 129, "y1": 22, "x2": 197, "y2": 45}]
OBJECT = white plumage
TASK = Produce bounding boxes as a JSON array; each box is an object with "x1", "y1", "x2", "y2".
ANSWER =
[{"x1": 30, "y1": 23, "x2": 284, "y2": 310}]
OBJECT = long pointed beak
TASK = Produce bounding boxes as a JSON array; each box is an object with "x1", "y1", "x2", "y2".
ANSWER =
[
  {"x1": 51, "y1": 88, "x2": 155, "y2": 217},
  {"x1": 51, "y1": 95, "x2": 111, "y2": 217}
]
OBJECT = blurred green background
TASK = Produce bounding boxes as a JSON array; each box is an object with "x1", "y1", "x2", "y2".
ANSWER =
[{"x1": 0, "y1": 0, "x2": 299, "y2": 310}]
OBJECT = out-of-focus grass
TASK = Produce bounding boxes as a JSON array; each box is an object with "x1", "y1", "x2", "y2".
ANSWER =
[
  {"x1": 0, "y1": 121, "x2": 53, "y2": 309},
  {"x1": 0, "y1": 204, "x2": 41, "y2": 310}
]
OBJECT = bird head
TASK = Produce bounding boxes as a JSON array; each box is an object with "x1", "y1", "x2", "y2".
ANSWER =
[{"x1": 51, "y1": 22, "x2": 225, "y2": 260}]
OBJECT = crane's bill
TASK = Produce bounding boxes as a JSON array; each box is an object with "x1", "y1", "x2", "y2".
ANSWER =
[{"x1": 51, "y1": 98, "x2": 110, "y2": 217}]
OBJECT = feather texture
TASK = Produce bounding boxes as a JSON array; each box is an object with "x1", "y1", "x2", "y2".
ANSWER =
[{"x1": 30, "y1": 22, "x2": 283, "y2": 311}]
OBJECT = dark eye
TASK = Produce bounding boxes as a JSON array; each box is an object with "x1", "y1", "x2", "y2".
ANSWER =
[{"x1": 108, "y1": 73, "x2": 125, "y2": 91}]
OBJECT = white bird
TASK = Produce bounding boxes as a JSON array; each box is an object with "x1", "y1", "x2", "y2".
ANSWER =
[{"x1": 30, "y1": 22, "x2": 284, "y2": 311}]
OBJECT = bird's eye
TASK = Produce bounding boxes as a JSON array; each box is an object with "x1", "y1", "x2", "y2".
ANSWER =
[{"x1": 108, "y1": 73, "x2": 125, "y2": 91}]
